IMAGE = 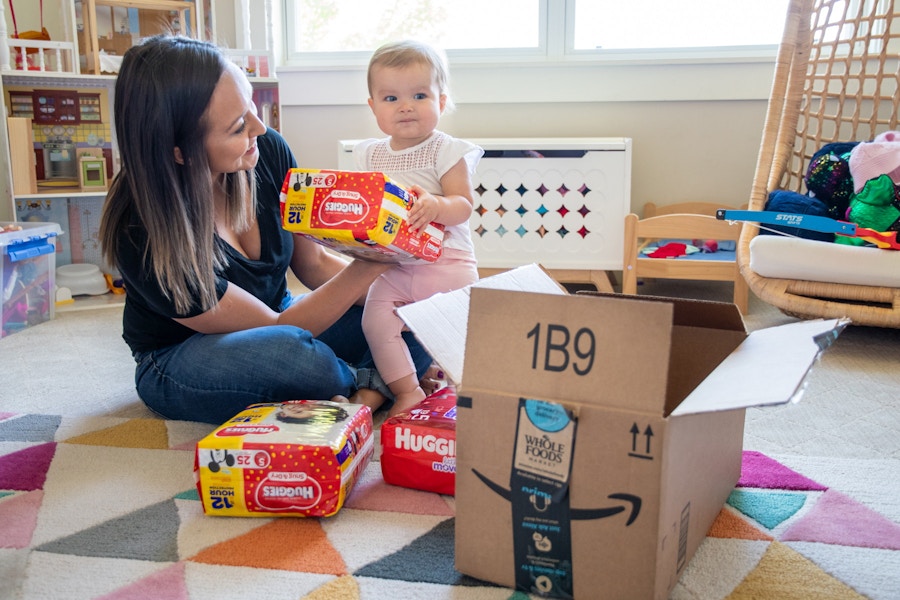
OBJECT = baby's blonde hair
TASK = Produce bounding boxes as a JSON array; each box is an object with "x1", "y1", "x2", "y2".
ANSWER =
[{"x1": 367, "y1": 40, "x2": 454, "y2": 111}]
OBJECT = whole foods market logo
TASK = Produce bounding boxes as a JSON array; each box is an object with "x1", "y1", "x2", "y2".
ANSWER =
[
  {"x1": 318, "y1": 190, "x2": 369, "y2": 226},
  {"x1": 524, "y1": 433, "x2": 567, "y2": 465}
]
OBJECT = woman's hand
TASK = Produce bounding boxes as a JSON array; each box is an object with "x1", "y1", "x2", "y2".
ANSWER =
[
  {"x1": 419, "y1": 364, "x2": 447, "y2": 395},
  {"x1": 282, "y1": 253, "x2": 391, "y2": 334}
]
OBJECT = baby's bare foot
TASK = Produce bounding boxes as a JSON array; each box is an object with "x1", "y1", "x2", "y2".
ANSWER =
[
  {"x1": 387, "y1": 387, "x2": 427, "y2": 418},
  {"x1": 349, "y1": 388, "x2": 386, "y2": 413}
]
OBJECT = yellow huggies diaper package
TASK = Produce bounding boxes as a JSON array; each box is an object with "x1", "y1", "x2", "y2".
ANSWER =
[
  {"x1": 195, "y1": 400, "x2": 373, "y2": 517},
  {"x1": 280, "y1": 168, "x2": 444, "y2": 263}
]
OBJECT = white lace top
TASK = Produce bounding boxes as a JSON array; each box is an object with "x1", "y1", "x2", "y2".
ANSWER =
[{"x1": 352, "y1": 131, "x2": 483, "y2": 252}]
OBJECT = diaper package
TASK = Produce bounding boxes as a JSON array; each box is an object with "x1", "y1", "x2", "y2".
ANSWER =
[
  {"x1": 280, "y1": 168, "x2": 444, "y2": 263},
  {"x1": 380, "y1": 387, "x2": 457, "y2": 496},
  {"x1": 195, "y1": 400, "x2": 373, "y2": 517}
]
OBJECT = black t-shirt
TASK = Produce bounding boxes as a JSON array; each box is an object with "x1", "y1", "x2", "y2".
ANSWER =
[{"x1": 117, "y1": 128, "x2": 297, "y2": 353}]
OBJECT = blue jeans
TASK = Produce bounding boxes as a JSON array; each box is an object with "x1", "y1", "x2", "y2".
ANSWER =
[{"x1": 133, "y1": 299, "x2": 432, "y2": 424}]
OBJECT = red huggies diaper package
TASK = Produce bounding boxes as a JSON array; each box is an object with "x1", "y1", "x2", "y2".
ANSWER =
[
  {"x1": 195, "y1": 400, "x2": 373, "y2": 517},
  {"x1": 280, "y1": 168, "x2": 444, "y2": 263},
  {"x1": 380, "y1": 387, "x2": 457, "y2": 495}
]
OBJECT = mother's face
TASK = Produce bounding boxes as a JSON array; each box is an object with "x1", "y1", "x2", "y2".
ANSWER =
[{"x1": 203, "y1": 64, "x2": 267, "y2": 176}]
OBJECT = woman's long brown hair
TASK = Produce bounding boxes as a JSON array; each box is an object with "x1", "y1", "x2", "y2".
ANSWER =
[{"x1": 100, "y1": 35, "x2": 255, "y2": 314}]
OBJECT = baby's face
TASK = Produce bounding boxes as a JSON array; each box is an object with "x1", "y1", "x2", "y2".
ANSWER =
[
  {"x1": 367, "y1": 62, "x2": 446, "y2": 150},
  {"x1": 279, "y1": 402, "x2": 316, "y2": 419}
]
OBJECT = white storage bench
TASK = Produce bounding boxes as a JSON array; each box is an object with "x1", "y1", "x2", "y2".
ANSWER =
[{"x1": 338, "y1": 137, "x2": 632, "y2": 291}]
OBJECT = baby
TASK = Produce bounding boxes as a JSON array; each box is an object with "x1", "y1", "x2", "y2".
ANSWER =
[{"x1": 353, "y1": 40, "x2": 483, "y2": 416}]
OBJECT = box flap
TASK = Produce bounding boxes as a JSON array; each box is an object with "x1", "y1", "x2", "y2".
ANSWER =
[
  {"x1": 665, "y1": 323, "x2": 747, "y2": 416},
  {"x1": 578, "y1": 291, "x2": 745, "y2": 332},
  {"x1": 396, "y1": 264, "x2": 566, "y2": 385},
  {"x1": 670, "y1": 318, "x2": 847, "y2": 416},
  {"x1": 573, "y1": 292, "x2": 748, "y2": 415}
]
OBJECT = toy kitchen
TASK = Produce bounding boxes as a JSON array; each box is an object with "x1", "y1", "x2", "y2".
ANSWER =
[{"x1": 6, "y1": 85, "x2": 113, "y2": 191}]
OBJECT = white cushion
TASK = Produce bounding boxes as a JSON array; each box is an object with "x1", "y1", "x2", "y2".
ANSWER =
[{"x1": 750, "y1": 235, "x2": 900, "y2": 287}]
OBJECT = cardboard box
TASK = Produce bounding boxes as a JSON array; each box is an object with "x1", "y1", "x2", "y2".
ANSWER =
[
  {"x1": 195, "y1": 400, "x2": 373, "y2": 518},
  {"x1": 1, "y1": 221, "x2": 61, "y2": 338},
  {"x1": 280, "y1": 168, "x2": 444, "y2": 263},
  {"x1": 397, "y1": 264, "x2": 844, "y2": 599},
  {"x1": 396, "y1": 264, "x2": 568, "y2": 385}
]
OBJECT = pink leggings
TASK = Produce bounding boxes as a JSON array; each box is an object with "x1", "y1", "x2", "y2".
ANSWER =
[{"x1": 362, "y1": 250, "x2": 478, "y2": 385}]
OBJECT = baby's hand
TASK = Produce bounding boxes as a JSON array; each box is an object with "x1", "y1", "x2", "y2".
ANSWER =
[{"x1": 407, "y1": 186, "x2": 441, "y2": 233}]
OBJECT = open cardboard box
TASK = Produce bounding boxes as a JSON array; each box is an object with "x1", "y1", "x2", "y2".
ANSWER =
[{"x1": 398, "y1": 264, "x2": 844, "y2": 599}]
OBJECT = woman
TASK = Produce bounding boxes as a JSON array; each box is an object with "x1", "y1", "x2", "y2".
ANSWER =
[{"x1": 99, "y1": 35, "x2": 433, "y2": 424}]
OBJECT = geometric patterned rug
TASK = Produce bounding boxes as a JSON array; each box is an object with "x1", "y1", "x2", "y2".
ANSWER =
[{"x1": 2, "y1": 413, "x2": 899, "y2": 600}]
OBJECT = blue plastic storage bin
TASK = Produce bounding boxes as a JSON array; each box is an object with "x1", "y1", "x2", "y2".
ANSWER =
[{"x1": 1, "y1": 221, "x2": 62, "y2": 337}]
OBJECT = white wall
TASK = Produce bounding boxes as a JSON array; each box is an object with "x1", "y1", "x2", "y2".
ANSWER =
[
  {"x1": 278, "y1": 64, "x2": 774, "y2": 212},
  {"x1": 0, "y1": 1, "x2": 773, "y2": 218}
]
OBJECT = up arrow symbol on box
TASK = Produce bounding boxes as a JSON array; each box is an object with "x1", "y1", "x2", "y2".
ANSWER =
[{"x1": 629, "y1": 423, "x2": 654, "y2": 460}]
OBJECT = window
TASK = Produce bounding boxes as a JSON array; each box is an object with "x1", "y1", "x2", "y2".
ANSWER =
[
  {"x1": 287, "y1": 0, "x2": 540, "y2": 54},
  {"x1": 572, "y1": 1, "x2": 789, "y2": 52},
  {"x1": 283, "y1": 0, "x2": 790, "y2": 66}
]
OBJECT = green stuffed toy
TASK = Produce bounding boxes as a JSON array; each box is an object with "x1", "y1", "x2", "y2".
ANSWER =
[{"x1": 837, "y1": 174, "x2": 900, "y2": 246}]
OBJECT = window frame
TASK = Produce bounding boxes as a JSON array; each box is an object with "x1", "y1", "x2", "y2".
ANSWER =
[{"x1": 277, "y1": 0, "x2": 787, "y2": 108}]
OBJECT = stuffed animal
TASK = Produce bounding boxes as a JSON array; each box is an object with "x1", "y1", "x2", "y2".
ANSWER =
[
  {"x1": 818, "y1": 132, "x2": 900, "y2": 246},
  {"x1": 836, "y1": 174, "x2": 900, "y2": 246},
  {"x1": 848, "y1": 131, "x2": 900, "y2": 192}
]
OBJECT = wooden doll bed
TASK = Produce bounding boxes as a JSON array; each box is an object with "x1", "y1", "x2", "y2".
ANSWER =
[
  {"x1": 622, "y1": 202, "x2": 749, "y2": 314},
  {"x1": 738, "y1": 0, "x2": 900, "y2": 327}
]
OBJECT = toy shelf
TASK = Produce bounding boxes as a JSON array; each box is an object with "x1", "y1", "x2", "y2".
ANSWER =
[
  {"x1": 79, "y1": 0, "x2": 197, "y2": 75},
  {"x1": 0, "y1": 0, "x2": 280, "y2": 319}
]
